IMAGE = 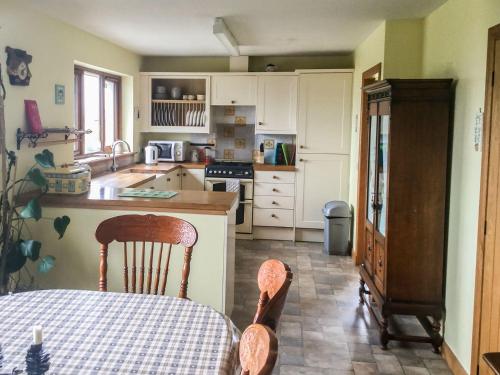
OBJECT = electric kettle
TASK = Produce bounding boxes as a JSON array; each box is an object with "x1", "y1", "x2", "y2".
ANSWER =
[{"x1": 144, "y1": 145, "x2": 159, "y2": 165}]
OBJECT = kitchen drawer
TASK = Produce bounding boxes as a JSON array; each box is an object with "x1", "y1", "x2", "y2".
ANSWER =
[
  {"x1": 254, "y1": 171, "x2": 295, "y2": 184},
  {"x1": 254, "y1": 182, "x2": 295, "y2": 197},
  {"x1": 254, "y1": 196, "x2": 294, "y2": 210},
  {"x1": 253, "y1": 208, "x2": 294, "y2": 228}
]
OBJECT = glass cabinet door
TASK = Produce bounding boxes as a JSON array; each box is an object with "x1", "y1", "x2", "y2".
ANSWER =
[
  {"x1": 375, "y1": 115, "x2": 390, "y2": 236},
  {"x1": 366, "y1": 115, "x2": 378, "y2": 225}
]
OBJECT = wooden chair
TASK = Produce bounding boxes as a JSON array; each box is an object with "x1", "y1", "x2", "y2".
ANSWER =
[
  {"x1": 239, "y1": 324, "x2": 278, "y2": 375},
  {"x1": 253, "y1": 259, "x2": 293, "y2": 331},
  {"x1": 95, "y1": 214, "x2": 198, "y2": 298}
]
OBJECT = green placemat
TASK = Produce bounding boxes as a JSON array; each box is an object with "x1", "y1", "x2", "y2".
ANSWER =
[{"x1": 118, "y1": 189, "x2": 178, "y2": 199}]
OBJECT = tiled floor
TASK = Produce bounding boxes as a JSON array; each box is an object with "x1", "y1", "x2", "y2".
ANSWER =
[{"x1": 231, "y1": 240, "x2": 452, "y2": 375}]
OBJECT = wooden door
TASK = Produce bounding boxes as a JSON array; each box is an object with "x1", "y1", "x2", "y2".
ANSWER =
[
  {"x1": 295, "y1": 153, "x2": 350, "y2": 229},
  {"x1": 256, "y1": 75, "x2": 298, "y2": 134},
  {"x1": 473, "y1": 25, "x2": 500, "y2": 375},
  {"x1": 211, "y1": 75, "x2": 257, "y2": 106},
  {"x1": 297, "y1": 73, "x2": 352, "y2": 154}
]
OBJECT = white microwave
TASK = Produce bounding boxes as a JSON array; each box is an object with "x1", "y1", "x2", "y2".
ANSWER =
[{"x1": 148, "y1": 141, "x2": 189, "y2": 162}]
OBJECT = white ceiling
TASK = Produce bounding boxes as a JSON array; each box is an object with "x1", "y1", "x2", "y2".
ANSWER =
[{"x1": 21, "y1": 0, "x2": 447, "y2": 56}]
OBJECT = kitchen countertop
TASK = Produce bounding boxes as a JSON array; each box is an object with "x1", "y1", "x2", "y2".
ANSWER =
[{"x1": 36, "y1": 185, "x2": 238, "y2": 215}]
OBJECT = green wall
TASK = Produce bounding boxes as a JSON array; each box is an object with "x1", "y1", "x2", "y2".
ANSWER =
[
  {"x1": 422, "y1": 0, "x2": 500, "y2": 371},
  {"x1": 141, "y1": 54, "x2": 353, "y2": 72}
]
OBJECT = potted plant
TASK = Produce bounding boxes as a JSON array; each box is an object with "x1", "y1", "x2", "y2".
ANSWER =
[{"x1": 0, "y1": 93, "x2": 70, "y2": 294}]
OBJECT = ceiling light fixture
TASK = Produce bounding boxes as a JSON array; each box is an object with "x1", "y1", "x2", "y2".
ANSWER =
[{"x1": 213, "y1": 17, "x2": 240, "y2": 56}]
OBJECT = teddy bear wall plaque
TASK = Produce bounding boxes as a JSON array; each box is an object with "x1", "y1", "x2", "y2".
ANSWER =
[{"x1": 5, "y1": 46, "x2": 32, "y2": 86}]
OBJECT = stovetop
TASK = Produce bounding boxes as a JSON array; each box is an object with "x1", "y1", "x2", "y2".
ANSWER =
[{"x1": 205, "y1": 160, "x2": 254, "y2": 178}]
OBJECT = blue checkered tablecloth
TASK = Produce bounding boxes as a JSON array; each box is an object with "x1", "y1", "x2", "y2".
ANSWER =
[{"x1": 0, "y1": 289, "x2": 240, "y2": 374}]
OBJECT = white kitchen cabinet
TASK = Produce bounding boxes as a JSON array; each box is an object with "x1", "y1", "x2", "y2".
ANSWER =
[
  {"x1": 181, "y1": 168, "x2": 205, "y2": 191},
  {"x1": 137, "y1": 174, "x2": 168, "y2": 190},
  {"x1": 139, "y1": 73, "x2": 211, "y2": 134},
  {"x1": 165, "y1": 170, "x2": 181, "y2": 190},
  {"x1": 297, "y1": 72, "x2": 352, "y2": 154},
  {"x1": 295, "y1": 154, "x2": 350, "y2": 229},
  {"x1": 256, "y1": 75, "x2": 297, "y2": 134},
  {"x1": 211, "y1": 75, "x2": 257, "y2": 106}
]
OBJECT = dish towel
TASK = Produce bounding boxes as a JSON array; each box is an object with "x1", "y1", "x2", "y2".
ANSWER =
[{"x1": 226, "y1": 179, "x2": 240, "y2": 194}]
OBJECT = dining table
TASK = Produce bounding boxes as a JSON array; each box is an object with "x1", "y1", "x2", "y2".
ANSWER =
[{"x1": 0, "y1": 289, "x2": 240, "y2": 374}]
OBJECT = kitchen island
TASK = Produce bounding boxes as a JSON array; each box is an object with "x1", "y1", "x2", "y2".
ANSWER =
[{"x1": 29, "y1": 172, "x2": 238, "y2": 315}]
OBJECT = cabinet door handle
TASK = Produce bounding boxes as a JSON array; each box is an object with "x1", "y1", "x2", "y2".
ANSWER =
[
  {"x1": 368, "y1": 245, "x2": 372, "y2": 252},
  {"x1": 271, "y1": 214, "x2": 277, "y2": 218},
  {"x1": 167, "y1": 178, "x2": 171, "y2": 182},
  {"x1": 258, "y1": 122, "x2": 263, "y2": 125},
  {"x1": 183, "y1": 173, "x2": 186, "y2": 176},
  {"x1": 272, "y1": 175, "x2": 279, "y2": 179},
  {"x1": 378, "y1": 259, "x2": 383, "y2": 267},
  {"x1": 272, "y1": 201, "x2": 278, "y2": 205},
  {"x1": 272, "y1": 188, "x2": 278, "y2": 192},
  {"x1": 299, "y1": 145, "x2": 304, "y2": 149},
  {"x1": 231, "y1": 100, "x2": 236, "y2": 104},
  {"x1": 299, "y1": 158, "x2": 304, "y2": 162}
]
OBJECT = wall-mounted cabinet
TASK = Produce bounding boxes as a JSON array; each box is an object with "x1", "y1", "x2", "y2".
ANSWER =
[
  {"x1": 297, "y1": 72, "x2": 352, "y2": 154},
  {"x1": 140, "y1": 74, "x2": 211, "y2": 133},
  {"x1": 256, "y1": 75, "x2": 297, "y2": 134},
  {"x1": 211, "y1": 75, "x2": 257, "y2": 106}
]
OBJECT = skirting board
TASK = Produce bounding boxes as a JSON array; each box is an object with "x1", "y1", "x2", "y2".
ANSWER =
[
  {"x1": 442, "y1": 341, "x2": 467, "y2": 375},
  {"x1": 295, "y1": 228, "x2": 323, "y2": 242},
  {"x1": 253, "y1": 227, "x2": 294, "y2": 241}
]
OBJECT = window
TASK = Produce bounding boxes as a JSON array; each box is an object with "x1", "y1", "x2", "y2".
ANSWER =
[{"x1": 74, "y1": 66, "x2": 121, "y2": 156}]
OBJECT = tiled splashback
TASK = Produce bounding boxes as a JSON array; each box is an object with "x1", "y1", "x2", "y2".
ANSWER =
[{"x1": 141, "y1": 106, "x2": 295, "y2": 163}]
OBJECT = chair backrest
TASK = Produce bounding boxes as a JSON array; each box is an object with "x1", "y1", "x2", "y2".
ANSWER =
[
  {"x1": 95, "y1": 214, "x2": 198, "y2": 298},
  {"x1": 253, "y1": 259, "x2": 293, "y2": 331},
  {"x1": 240, "y1": 324, "x2": 278, "y2": 375}
]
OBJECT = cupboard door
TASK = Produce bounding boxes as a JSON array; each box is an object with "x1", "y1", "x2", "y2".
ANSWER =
[
  {"x1": 295, "y1": 154, "x2": 350, "y2": 229},
  {"x1": 364, "y1": 227, "x2": 374, "y2": 276},
  {"x1": 375, "y1": 114, "x2": 390, "y2": 236},
  {"x1": 374, "y1": 239, "x2": 386, "y2": 293},
  {"x1": 181, "y1": 168, "x2": 205, "y2": 191},
  {"x1": 297, "y1": 73, "x2": 352, "y2": 154},
  {"x1": 165, "y1": 170, "x2": 181, "y2": 190},
  {"x1": 211, "y1": 75, "x2": 257, "y2": 105},
  {"x1": 256, "y1": 75, "x2": 297, "y2": 134},
  {"x1": 139, "y1": 75, "x2": 151, "y2": 130}
]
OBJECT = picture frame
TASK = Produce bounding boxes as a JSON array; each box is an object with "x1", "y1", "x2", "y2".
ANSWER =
[{"x1": 55, "y1": 84, "x2": 65, "y2": 105}]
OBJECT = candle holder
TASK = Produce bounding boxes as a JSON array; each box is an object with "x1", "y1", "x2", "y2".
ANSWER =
[{"x1": 25, "y1": 343, "x2": 50, "y2": 375}]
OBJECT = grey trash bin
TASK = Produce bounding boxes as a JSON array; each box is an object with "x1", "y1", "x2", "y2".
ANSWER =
[{"x1": 323, "y1": 201, "x2": 351, "y2": 255}]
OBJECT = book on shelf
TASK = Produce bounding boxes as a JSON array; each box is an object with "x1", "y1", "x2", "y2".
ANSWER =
[{"x1": 24, "y1": 100, "x2": 43, "y2": 134}]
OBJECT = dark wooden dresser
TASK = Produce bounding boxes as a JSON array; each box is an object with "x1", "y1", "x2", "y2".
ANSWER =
[{"x1": 358, "y1": 79, "x2": 453, "y2": 352}]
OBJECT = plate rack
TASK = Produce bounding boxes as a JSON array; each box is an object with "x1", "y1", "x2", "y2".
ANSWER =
[{"x1": 151, "y1": 100, "x2": 206, "y2": 127}]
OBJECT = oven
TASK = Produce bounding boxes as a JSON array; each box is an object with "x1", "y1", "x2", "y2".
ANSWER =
[{"x1": 204, "y1": 178, "x2": 253, "y2": 234}]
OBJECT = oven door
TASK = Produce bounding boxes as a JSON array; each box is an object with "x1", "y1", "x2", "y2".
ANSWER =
[
  {"x1": 151, "y1": 142, "x2": 174, "y2": 161},
  {"x1": 237, "y1": 201, "x2": 253, "y2": 234}
]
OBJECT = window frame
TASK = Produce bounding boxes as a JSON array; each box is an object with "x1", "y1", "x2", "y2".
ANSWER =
[{"x1": 74, "y1": 65, "x2": 122, "y2": 158}]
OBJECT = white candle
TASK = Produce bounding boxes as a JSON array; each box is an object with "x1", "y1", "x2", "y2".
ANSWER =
[{"x1": 33, "y1": 325, "x2": 43, "y2": 345}]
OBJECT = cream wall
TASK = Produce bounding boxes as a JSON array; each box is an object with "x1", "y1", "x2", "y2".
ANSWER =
[
  {"x1": 348, "y1": 21, "x2": 386, "y2": 248},
  {"x1": 0, "y1": 1, "x2": 141, "y2": 176},
  {"x1": 422, "y1": 0, "x2": 500, "y2": 371}
]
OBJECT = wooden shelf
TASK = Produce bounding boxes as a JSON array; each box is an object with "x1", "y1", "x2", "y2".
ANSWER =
[
  {"x1": 16, "y1": 127, "x2": 91, "y2": 150},
  {"x1": 152, "y1": 99, "x2": 205, "y2": 104}
]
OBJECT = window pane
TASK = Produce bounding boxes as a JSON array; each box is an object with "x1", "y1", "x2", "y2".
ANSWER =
[
  {"x1": 104, "y1": 80, "x2": 116, "y2": 147},
  {"x1": 74, "y1": 73, "x2": 80, "y2": 152},
  {"x1": 83, "y1": 73, "x2": 101, "y2": 154}
]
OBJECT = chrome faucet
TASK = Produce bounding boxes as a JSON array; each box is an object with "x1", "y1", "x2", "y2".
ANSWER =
[{"x1": 110, "y1": 140, "x2": 131, "y2": 172}]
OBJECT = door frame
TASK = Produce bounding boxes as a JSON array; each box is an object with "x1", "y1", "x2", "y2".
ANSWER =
[
  {"x1": 471, "y1": 23, "x2": 500, "y2": 375},
  {"x1": 353, "y1": 63, "x2": 382, "y2": 265}
]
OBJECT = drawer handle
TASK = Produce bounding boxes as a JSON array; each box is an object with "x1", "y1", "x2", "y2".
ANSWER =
[
  {"x1": 272, "y1": 201, "x2": 278, "y2": 205},
  {"x1": 272, "y1": 188, "x2": 278, "y2": 192},
  {"x1": 299, "y1": 158, "x2": 304, "y2": 162},
  {"x1": 271, "y1": 214, "x2": 277, "y2": 218},
  {"x1": 258, "y1": 122, "x2": 263, "y2": 125},
  {"x1": 299, "y1": 145, "x2": 304, "y2": 149},
  {"x1": 231, "y1": 100, "x2": 236, "y2": 104},
  {"x1": 167, "y1": 178, "x2": 171, "y2": 182},
  {"x1": 176, "y1": 173, "x2": 180, "y2": 177},
  {"x1": 183, "y1": 173, "x2": 186, "y2": 176},
  {"x1": 272, "y1": 175, "x2": 279, "y2": 179}
]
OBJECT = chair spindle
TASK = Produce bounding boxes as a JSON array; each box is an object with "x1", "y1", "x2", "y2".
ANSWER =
[
  {"x1": 161, "y1": 244, "x2": 173, "y2": 295},
  {"x1": 123, "y1": 242, "x2": 129, "y2": 293}
]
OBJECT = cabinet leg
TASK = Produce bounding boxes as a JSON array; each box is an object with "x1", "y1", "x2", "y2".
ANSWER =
[
  {"x1": 380, "y1": 315, "x2": 389, "y2": 350},
  {"x1": 359, "y1": 278, "x2": 366, "y2": 304},
  {"x1": 430, "y1": 317, "x2": 443, "y2": 354}
]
